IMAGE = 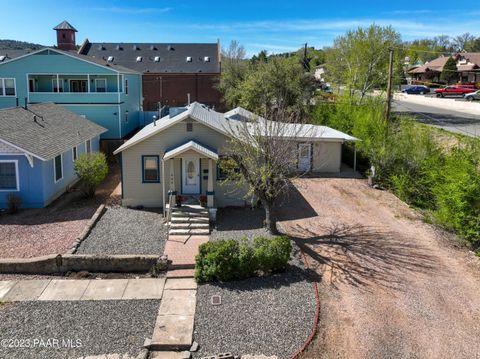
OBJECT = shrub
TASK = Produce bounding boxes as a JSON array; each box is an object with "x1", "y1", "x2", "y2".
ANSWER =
[
  {"x1": 6, "y1": 193, "x2": 22, "y2": 214},
  {"x1": 74, "y1": 153, "x2": 108, "y2": 197},
  {"x1": 195, "y1": 236, "x2": 292, "y2": 282}
]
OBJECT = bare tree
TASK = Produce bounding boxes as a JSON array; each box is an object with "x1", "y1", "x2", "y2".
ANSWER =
[
  {"x1": 453, "y1": 33, "x2": 475, "y2": 52},
  {"x1": 221, "y1": 104, "x2": 313, "y2": 233}
]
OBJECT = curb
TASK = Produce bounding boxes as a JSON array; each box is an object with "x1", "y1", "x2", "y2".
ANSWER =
[{"x1": 67, "y1": 204, "x2": 106, "y2": 254}]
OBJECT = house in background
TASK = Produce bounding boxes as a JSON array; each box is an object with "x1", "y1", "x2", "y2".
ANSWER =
[
  {"x1": 0, "y1": 22, "x2": 143, "y2": 140},
  {"x1": 113, "y1": 102, "x2": 357, "y2": 210},
  {"x1": 0, "y1": 103, "x2": 106, "y2": 208},
  {"x1": 78, "y1": 40, "x2": 222, "y2": 111},
  {"x1": 409, "y1": 53, "x2": 480, "y2": 84}
]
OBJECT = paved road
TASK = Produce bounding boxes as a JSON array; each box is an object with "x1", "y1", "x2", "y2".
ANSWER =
[
  {"x1": 393, "y1": 97, "x2": 480, "y2": 137},
  {"x1": 279, "y1": 178, "x2": 480, "y2": 359}
]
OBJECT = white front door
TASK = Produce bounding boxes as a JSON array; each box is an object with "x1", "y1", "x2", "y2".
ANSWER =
[
  {"x1": 298, "y1": 143, "x2": 311, "y2": 172},
  {"x1": 182, "y1": 157, "x2": 200, "y2": 194}
]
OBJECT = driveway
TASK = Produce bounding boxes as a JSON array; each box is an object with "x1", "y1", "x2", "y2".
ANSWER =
[{"x1": 278, "y1": 178, "x2": 480, "y2": 359}]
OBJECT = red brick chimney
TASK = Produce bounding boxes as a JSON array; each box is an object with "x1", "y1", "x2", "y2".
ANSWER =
[{"x1": 53, "y1": 20, "x2": 77, "y2": 51}]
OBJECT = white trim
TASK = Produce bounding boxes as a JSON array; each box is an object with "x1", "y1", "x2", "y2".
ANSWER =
[
  {"x1": 0, "y1": 138, "x2": 45, "y2": 161},
  {"x1": 68, "y1": 78, "x2": 88, "y2": 93},
  {"x1": 95, "y1": 78, "x2": 107, "y2": 93},
  {"x1": 117, "y1": 105, "x2": 122, "y2": 138},
  {"x1": 0, "y1": 78, "x2": 16, "y2": 97},
  {"x1": 51, "y1": 77, "x2": 64, "y2": 92},
  {"x1": 53, "y1": 154, "x2": 64, "y2": 183},
  {"x1": 0, "y1": 159, "x2": 20, "y2": 192},
  {"x1": 163, "y1": 141, "x2": 218, "y2": 161}
]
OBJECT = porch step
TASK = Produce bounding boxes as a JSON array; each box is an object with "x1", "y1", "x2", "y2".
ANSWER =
[
  {"x1": 171, "y1": 211, "x2": 208, "y2": 217},
  {"x1": 170, "y1": 222, "x2": 209, "y2": 230},
  {"x1": 169, "y1": 228, "x2": 210, "y2": 236},
  {"x1": 166, "y1": 269, "x2": 195, "y2": 278},
  {"x1": 170, "y1": 216, "x2": 209, "y2": 224}
]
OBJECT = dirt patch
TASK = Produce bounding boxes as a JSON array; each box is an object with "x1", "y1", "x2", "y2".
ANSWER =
[
  {"x1": 0, "y1": 164, "x2": 120, "y2": 259},
  {"x1": 279, "y1": 178, "x2": 480, "y2": 359}
]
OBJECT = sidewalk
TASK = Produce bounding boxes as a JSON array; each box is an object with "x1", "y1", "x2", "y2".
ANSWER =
[{"x1": 394, "y1": 92, "x2": 480, "y2": 116}]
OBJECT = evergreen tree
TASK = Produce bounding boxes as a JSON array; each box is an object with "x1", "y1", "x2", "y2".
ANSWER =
[{"x1": 440, "y1": 57, "x2": 458, "y2": 84}]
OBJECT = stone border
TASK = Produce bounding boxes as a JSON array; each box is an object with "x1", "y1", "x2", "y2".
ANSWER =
[
  {"x1": 67, "y1": 204, "x2": 106, "y2": 254},
  {"x1": 0, "y1": 254, "x2": 168, "y2": 274}
]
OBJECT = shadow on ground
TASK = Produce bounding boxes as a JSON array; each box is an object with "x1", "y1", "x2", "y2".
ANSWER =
[{"x1": 289, "y1": 222, "x2": 438, "y2": 291}]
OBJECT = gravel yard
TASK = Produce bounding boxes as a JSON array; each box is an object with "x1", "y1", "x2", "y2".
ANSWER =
[
  {"x1": 210, "y1": 207, "x2": 273, "y2": 242},
  {"x1": 0, "y1": 299, "x2": 158, "y2": 359},
  {"x1": 193, "y1": 250, "x2": 316, "y2": 359},
  {"x1": 76, "y1": 207, "x2": 167, "y2": 255}
]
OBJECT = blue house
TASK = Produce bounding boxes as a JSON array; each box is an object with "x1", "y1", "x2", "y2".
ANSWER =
[
  {"x1": 0, "y1": 103, "x2": 106, "y2": 208},
  {"x1": 0, "y1": 22, "x2": 142, "y2": 139}
]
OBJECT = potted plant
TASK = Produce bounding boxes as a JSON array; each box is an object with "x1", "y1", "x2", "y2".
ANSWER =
[
  {"x1": 199, "y1": 195, "x2": 207, "y2": 207},
  {"x1": 175, "y1": 195, "x2": 184, "y2": 207}
]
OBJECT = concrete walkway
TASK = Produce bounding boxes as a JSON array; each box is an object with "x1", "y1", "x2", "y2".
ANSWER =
[{"x1": 0, "y1": 278, "x2": 165, "y2": 302}]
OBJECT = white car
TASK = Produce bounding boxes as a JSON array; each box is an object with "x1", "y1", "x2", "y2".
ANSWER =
[{"x1": 464, "y1": 90, "x2": 480, "y2": 101}]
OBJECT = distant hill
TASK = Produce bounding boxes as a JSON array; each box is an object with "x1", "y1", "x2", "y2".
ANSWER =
[{"x1": 0, "y1": 39, "x2": 44, "y2": 50}]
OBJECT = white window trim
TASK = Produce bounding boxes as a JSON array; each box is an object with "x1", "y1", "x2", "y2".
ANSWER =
[
  {"x1": 54, "y1": 154, "x2": 64, "y2": 183},
  {"x1": 72, "y1": 146, "x2": 78, "y2": 162},
  {"x1": 0, "y1": 159, "x2": 20, "y2": 191},
  {"x1": 51, "y1": 78, "x2": 63, "y2": 92},
  {"x1": 85, "y1": 139, "x2": 92, "y2": 154},
  {"x1": 68, "y1": 78, "x2": 88, "y2": 93},
  {"x1": 95, "y1": 78, "x2": 107, "y2": 92},
  {"x1": 0, "y1": 78, "x2": 16, "y2": 97}
]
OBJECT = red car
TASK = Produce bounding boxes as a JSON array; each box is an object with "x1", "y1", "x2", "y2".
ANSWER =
[{"x1": 434, "y1": 86, "x2": 476, "y2": 97}]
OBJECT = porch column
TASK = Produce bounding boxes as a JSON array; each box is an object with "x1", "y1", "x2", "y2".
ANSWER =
[
  {"x1": 207, "y1": 158, "x2": 214, "y2": 207},
  {"x1": 162, "y1": 159, "x2": 165, "y2": 217},
  {"x1": 169, "y1": 159, "x2": 175, "y2": 192},
  {"x1": 56, "y1": 74, "x2": 60, "y2": 93},
  {"x1": 87, "y1": 74, "x2": 90, "y2": 93}
]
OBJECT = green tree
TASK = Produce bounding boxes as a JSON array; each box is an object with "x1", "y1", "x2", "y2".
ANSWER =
[
  {"x1": 74, "y1": 153, "x2": 108, "y2": 197},
  {"x1": 325, "y1": 25, "x2": 401, "y2": 102},
  {"x1": 440, "y1": 57, "x2": 458, "y2": 84}
]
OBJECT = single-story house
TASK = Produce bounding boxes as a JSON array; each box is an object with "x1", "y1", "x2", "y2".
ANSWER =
[
  {"x1": 0, "y1": 103, "x2": 106, "y2": 208},
  {"x1": 113, "y1": 102, "x2": 357, "y2": 210}
]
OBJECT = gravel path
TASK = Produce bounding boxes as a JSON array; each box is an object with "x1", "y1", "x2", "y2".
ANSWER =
[
  {"x1": 279, "y1": 178, "x2": 480, "y2": 359},
  {"x1": 76, "y1": 207, "x2": 167, "y2": 255},
  {"x1": 0, "y1": 299, "x2": 158, "y2": 359},
  {"x1": 193, "y1": 250, "x2": 316, "y2": 359},
  {"x1": 210, "y1": 207, "x2": 274, "y2": 242}
]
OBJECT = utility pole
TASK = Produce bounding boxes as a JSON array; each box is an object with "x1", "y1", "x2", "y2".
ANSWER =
[{"x1": 385, "y1": 47, "x2": 394, "y2": 121}]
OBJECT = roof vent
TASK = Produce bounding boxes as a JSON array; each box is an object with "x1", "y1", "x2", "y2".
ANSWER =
[
  {"x1": 136, "y1": 56, "x2": 142, "y2": 62},
  {"x1": 167, "y1": 45, "x2": 173, "y2": 51},
  {"x1": 133, "y1": 45, "x2": 139, "y2": 50},
  {"x1": 150, "y1": 45, "x2": 157, "y2": 50},
  {"x1": 107, "y1": 56, "x2": 114, "y2": 62},
  {"x1": 186, "y1": 56, "x2": 192, "y2": 62},
  {"x1": 154, "y1": 56, "x2": 160, "y2": 62},
  {"x1": 204, "y1": 56, "x2": 210, "y2": 62},
  {"x1": 98, "y1": 45, "x2": 105, "y2": 50},
  {"x1": 116, "y1": 45, "x2": 123, "y2": 51},
  {"x1": 0, "y1": 55, "x2": 5, "y2": 62}
]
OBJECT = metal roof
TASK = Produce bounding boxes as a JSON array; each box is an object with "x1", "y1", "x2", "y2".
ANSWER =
[
  {"x1": 164, "y1": 140, "x2": 218, "y2": 160},
  {"x1": 53, "y1": 21, "x2": 78, "y2": 32},
  {"x1": 80, "y1": 41, "x2": 220, "y2": 74},
  {"x1": 0, "y1": 103, "x2": 107, "y2": 160}
]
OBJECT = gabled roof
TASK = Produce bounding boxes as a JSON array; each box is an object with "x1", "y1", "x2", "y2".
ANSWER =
[
  {"x1": 164, "y1": 140, "x2": 218, "y2": 160},
  {"x1": 53, "y1": 20, "x2": 78, "y2": 32},
  {"x1": 409, "y1": 56, "x2": 452, "y2": 74},
  {"x1": 0, "y1": 47, "x2": 139, "y2": 74},
  {"x1": 114, "y1": 102, "x2": 358, "y2": 155},
  {"x1": 79, "y1": 40, "x2": 220, "y2": 74},
  {"x1": 0, "y1": 103, "x2": 107, "y2": 161}
]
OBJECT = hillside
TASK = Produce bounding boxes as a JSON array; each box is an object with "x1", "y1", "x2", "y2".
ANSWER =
[{"x1": 0, "y1": 39, "x2": 44, "y2": 50}]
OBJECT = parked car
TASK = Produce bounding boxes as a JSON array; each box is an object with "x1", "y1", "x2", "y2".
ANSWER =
[
  {"x1": 465, "y1": 90, "x2": 480, "y2": 101},
  {"x1": 401, "y1": 85, "x2": 430, "y2": 95},
  {"x1": 434, "y1": 86, "x2": 476, "y2": 97}
]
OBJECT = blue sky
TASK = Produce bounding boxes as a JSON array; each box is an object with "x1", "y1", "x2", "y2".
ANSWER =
[{"x1": 1, "y1": 0, "x2": 479, "y2": 56}]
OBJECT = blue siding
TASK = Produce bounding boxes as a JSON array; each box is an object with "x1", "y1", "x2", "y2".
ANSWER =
[
  {"x1": 0, "y1": 135, "x2": 101, "y2": 209},
  {"x1": 0, "y1": 49, "x2": 143, "y2": 139}
]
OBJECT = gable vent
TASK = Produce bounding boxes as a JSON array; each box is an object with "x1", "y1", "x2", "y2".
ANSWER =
[
  {"x1": 186, "y1": 56, "x2": 192, "y2": 62},
  {"x1": 107, "y1": 56, "x2": 114, "y2": 62},
  {"x1": 154, "y1": 56, "x2": 160, "y2": 62},
  {"x1": 136, "y1": 56, "x2": 143, "y2": 62}
]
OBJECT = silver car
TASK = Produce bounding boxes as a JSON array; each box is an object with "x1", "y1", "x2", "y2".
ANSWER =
[{"x1": 465, "y1": 90, "x2": 480, "y2": 101}]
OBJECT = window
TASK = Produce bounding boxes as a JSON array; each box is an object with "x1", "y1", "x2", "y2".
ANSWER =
[
  {"x1": 52, "y1": 79, "x2": 64, "y2": 93},
  {"x1": 186, "y1": 122, "x2": 193, "y2": 132},
  {"x1": 0, "y1": 161, "x2": 19, "y2": 191},
  {"x1": 216, "y1": 156, "x2": 239, "y2": 180},
  {"x1": 95, "y1": 79, "x2": 107, "y2": 93},
  {"x1": 54, "y1": 154, "x2": 63, "y2": 183},
  {"x1": 0, "y1": 78, "x2": 15, "y2": 96},
  {"x1": 124, "y1": 79, "x2": 129, "y2": 95},
  {"x1": 72, "y1": 146, "x2": 78, "y2": 161},
  {"x1": 142, "y1": 155, "x2": 160, "y2": 183},
  {"x1": 69, "y1": 79, "x2": 87, "y2": 93},
  {"x1": 85, "y1": 139, "x2": 92, "y2": 154}
]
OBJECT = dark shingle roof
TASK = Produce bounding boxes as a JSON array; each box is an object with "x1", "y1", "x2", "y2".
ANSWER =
[
  {"x1": 80, "y1": 41, "x2": 220, "y2": 74},
  {"x1": 0, "y1": 49, "x2": 35, "y2": 62},
  {"x1": 53, "y1": 21, "x2": 78, "y2": 32},
  {"x1": 0, "y1": 103, "x2": 107, "y2": 160}
]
